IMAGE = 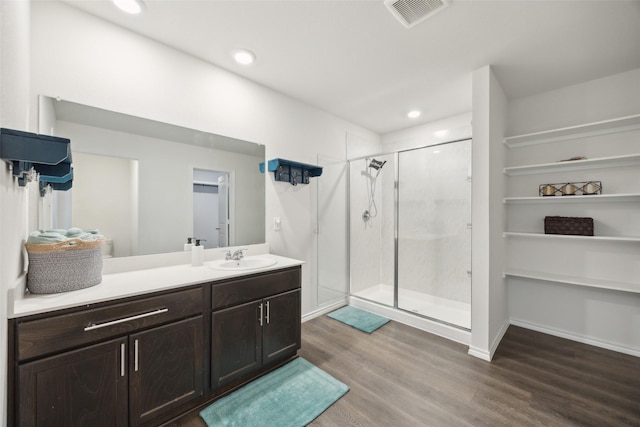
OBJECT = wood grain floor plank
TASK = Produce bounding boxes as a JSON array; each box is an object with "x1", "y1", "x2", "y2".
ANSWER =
[{"x1": 169, "y1": 315, "x2": 640, "y2": 427}]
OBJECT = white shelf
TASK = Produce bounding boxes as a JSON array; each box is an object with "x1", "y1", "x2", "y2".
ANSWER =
[
  {"x1": 504, "y1": 193, "x2": 640, "y2": 204},
  {"x1": 504, "y1": 113, "x2": 640, "y2": 148},
  {"x1": 503, "y1": 153, "x2": 640, "y2": 176},
  {"x1": 503, "y1": 232, "x2": 640, "y2": 243},
  {"x1": 503, "y1": 269, "x2": 640, "y2": 294}
]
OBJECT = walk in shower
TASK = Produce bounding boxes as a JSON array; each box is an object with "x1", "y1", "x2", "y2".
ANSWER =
[{"x1": 349, "y1": 139, "x2": 472, "y2": 329}]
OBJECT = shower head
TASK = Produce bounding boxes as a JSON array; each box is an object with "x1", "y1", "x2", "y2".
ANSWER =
[{"x1": 369, "y1": 158, "x2": 387, "y2": 170}]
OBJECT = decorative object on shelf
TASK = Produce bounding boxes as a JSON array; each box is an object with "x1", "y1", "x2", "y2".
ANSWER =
[
  {"x1": 0, "y1": 128, "x2": 73, "y2": 191},
  {"x1": 558, "y1": 156, "x2": 587, "y2": 162},
  {"x1": 540, "y1": 184, "x2": 557, "y2": 196},
  {"x1": 539, "y1": 181, "x2": 602, "y2": 197},
  {"x1": 544, "y1": 216, "x2": 594, "y2": 236},
  {"x1": 260, "y1": 158, "x2": 323, "y2": 186},
  {"x1": 561, "y1": 183, "x2": 578, "y2": 195}
]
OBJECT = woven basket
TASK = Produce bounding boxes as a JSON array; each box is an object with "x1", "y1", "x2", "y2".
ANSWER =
[
  {"x1": 544, "y1": 216, "x2": 594, "y2": 236},
  {"x1": 25, "y1": 238, "x2": 104, "y2": 294}
]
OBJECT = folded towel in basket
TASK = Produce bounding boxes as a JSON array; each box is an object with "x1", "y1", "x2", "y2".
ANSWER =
[{"x1": 27, "y1": 228, "x2": 103, "y2": 244}]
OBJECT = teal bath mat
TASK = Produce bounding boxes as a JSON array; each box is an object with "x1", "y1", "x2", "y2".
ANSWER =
[
  {"x1": 199, "y1": 357, "x2": 349, "y2": 427},
  {"x1": 328, "y1": 306, "x2": 390, "y2": 333}
]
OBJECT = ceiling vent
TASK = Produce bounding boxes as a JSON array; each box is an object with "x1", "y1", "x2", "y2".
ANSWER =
[{"x1": 384, "y1": 0, "x2": 451, "y2": 28}]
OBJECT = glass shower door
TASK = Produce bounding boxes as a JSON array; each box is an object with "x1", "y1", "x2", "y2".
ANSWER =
[
  {"x1": 397, "y1": 140, "x2": 472, "y2": 329},
  {"x1": 317, "y1": 155, "x2": 349, "y2": 305}
]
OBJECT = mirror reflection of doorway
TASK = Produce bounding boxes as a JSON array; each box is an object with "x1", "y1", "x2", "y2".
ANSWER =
[{"x1": 193, "y1": 169, "x2": 230, "y2": 249}]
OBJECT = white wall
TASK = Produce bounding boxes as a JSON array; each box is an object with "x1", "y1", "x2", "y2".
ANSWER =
[
  {"x1": 469, "y1": 66, "x2": 509, "y2": 361},
  {"x1": 381, "y1": 112, "x2": 472, "y2": 150},
  {"x1": 1, "y1": 0, "x2": 32, "y2": 424},
  {"x1": 27, "y1": 1, "x2": 378, "y2": 318},
  {"x1": 506, "y1": 67, "x2": 640, "y2": 355},
  {"x1": 72, "y1": 152, "x2": 137, "y2": 257}
]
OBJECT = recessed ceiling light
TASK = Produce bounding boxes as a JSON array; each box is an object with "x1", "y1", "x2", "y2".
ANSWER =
[
  {"x1": 232, "y1": 49, "x2": 256, "y2": 65},
  {"x1": 407, "y1": 110, "x2": 421, "y2": 119},
  {"x1": 112, "y1": 0, "x2": 145, "y2": 14},
  {"x1": 434, "y1": 129, "x2": 449, "y2": 138}
]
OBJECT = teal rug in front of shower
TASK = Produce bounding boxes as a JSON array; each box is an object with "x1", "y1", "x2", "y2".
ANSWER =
[
  {"x1": 328, "y1": 306, "x2": 390, "y2": 333},
  {"x1": 199, "y1": 357, "x2": 349, "y2": 427}
]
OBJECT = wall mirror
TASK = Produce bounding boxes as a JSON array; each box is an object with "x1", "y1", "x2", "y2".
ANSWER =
[{"x1": 38, "y1": 95, "x2": 266, "y2": 258}]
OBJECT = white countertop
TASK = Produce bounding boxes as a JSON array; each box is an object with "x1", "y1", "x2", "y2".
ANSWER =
[{"x1": 10, "y1": 254, "x2": 303, "y2": 319}]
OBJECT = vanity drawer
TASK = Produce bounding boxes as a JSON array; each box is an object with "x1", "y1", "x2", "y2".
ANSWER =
[
  {"x1": 17, "y1": 286, "x2": 203, "y2": 361},
  {"x1": 212, "y1": 267, "x2": 301, "y2": 310}
]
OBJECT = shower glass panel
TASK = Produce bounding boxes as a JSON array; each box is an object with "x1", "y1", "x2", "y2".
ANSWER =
[
  {"x1": 349, "y1": 153, "x2": 395, "y2": 307},
  {"x1": 397, "y1": 140, "x2": 472, "y2": 329},
  {"x1": 317, "y1": 155, "x2": 349, "y2": 305}
]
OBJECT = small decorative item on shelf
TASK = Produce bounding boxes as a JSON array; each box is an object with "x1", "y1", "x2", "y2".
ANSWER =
[
  {"x1": 581, "y1": 181, "x2": 602, "y2": 195},
  {"x1": 540, "y1": 184, "x2": 557, "y2": 196},
  {"x1": 544, "y1": 216, "x2": 594, "y2": 236},
  {"x1": 560, "y1": 183, "x2": 577, "y2": 195},
  {"x1": 538, "y1": 181, "x2": 602, "y2": 197},
  {"x1": 557, "y1": 156, "x2": 587, "y2": 162}
]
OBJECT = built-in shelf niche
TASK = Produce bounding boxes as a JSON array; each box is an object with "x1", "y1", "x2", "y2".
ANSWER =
[{"x1": 503, "y1": 112, "x2": 640, "y2": 295}]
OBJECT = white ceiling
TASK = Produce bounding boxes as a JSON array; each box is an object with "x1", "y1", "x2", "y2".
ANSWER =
[{"x1": 59, "y1": 0, "x2": 640, "y2": 134}]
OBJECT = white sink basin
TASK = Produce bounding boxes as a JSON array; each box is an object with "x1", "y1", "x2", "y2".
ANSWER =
[{"x1": 209, "y1": 257, "x2": 277, "y2": 271}]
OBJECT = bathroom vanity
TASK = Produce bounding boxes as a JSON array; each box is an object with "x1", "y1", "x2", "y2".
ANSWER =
[{"x1": 7, "y1": 255, "x2": 302, "y2": 427}]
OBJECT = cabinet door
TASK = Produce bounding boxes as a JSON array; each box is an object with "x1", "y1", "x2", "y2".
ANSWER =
[
  {"x1": 211, "y1": 300, "x2": 262, "y2": 389},
  {"x1": 263, "y1": 289, "x2": 301, "y2": 366},
  {"x1": 129, "y1": 316, "x2": 204, "y2": 426},
  {"x1": 18, "y1": 337, "x2": 128, "y2": 427}
]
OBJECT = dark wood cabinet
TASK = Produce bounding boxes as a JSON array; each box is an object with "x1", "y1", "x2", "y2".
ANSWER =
[
  {"x1": 10, "y1": 265, "x2": 301, "y2": 426},
  {"x1": 211, "y1": 283, "x2": 301, "y2": 389},
  {"x1": 129, "y1": 317, "x2": 203, "y2": 426},
  {"x1": 211, "y1": 300, "x2": 262, "y2": 387},
  {"x1": 263, "y1": 289, "x2": 301, "y2": 365},
  {"x1": 12, "y1": 287, "x2": 204, "y2": 427},
  {"x1": 18, "y1": 337, "x2": 128, "y2": 427}
]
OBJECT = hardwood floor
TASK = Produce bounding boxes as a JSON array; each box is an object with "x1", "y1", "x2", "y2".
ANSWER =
[{"x1": 170, "y1": 316, "x2": 640, "y2": 427}]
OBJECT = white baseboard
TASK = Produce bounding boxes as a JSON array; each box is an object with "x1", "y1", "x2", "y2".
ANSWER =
[
  {"x1": 467, "y1": 346, "x2": 491, "y2": 361},
  {"x1": 466, "y1": 320, "x2": 509, "y2": 362},
  {"x1": 490, "y1": 320, "x2": 510, "y2": 359},
  {"x1": 302, "y1": 299, "x2": 347, "y2": 323},
  {"x1": 510, "y1": 318, "x2": 640, "y2": 358}
]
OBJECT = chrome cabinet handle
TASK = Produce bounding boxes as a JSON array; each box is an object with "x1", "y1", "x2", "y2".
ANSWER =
[
  {"x1": 266, "y1": 301, "x2": 270, "y2": 324},
  {"x1": 120, "y1": 343, "x2": 126, "y2": 377},
  {"x1": 134, "y1": 339, "x2": 139, "y2": 372},
  {"x1": 84, "y1": 308, "x2": 169, "y2": 331},
  {"x1": 258, "y1": 303, "x2": 264, "y2": 326}
]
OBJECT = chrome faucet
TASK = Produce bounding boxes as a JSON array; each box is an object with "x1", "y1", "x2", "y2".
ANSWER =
[{"x1": 225, "y1": 249, "x2": 247, "y2": 261}]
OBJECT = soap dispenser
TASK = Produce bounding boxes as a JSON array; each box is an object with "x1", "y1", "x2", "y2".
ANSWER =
[
  {"x1": 184, "y1": 237, "x2": 194, "y2": 251},
  {"x1": 191, "y1": 239, "x2": 205, "y2": 266}
]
